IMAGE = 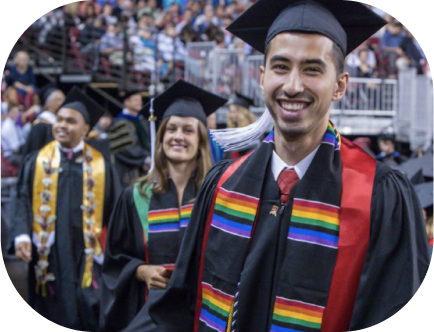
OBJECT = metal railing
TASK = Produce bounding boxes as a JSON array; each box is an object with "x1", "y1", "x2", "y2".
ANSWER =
[{"x1": 12, "y1": 11, "x2": 185, "y2": 93}]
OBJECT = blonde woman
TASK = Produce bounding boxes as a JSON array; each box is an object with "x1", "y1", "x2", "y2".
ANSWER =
[{"x1": 100, "y1": 80, "x2": 227, "y2": 332}]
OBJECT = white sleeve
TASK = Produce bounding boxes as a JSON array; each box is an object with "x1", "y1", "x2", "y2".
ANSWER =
[{"x1": 14, "y1": 234, "x2": 31, "y2": 247}]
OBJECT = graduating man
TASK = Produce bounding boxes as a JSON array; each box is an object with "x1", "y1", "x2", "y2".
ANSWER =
[
  {"x1": 22, "y1": 83, "x2": 65, "y2": 158},
  {"x1": 110, "y1": 91, "x2": 151, "y2": 187},
  {"x1": 138, "y1": 1, "x2": 430, "y2": 332},
  {"x1": 10, "y1": 86, "x2": 121, "y2": 331}
]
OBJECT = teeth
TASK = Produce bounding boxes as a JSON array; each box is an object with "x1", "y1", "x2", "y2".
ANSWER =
[{"x1": 281, "y1": 102, "x2": 307, "y2": 111}]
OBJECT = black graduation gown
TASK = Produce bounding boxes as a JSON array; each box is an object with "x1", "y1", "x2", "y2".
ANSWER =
[
  {"x1": 9, "y1": 149, "x2": 121, "y2": 332},
  {"x1": 22, "y1": 122, "x2": 54, "y2": 158},
  {"x1": 131, "y1": 158, "x2": 429, "y2": 332},
  {"x1": 110, "y1": 116, "x2": 150, "y2": 188},
  {"x1": 100, "y1": 179, "x2": 196, "y2": 332}
]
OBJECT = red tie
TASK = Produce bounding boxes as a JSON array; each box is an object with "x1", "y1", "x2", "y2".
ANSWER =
[
  {"x1": 277, "y1": 169, "x2": 299, "y2": 205},
  {"x1": 67, "y1": 151, "x2": 74, "y2": 160}
]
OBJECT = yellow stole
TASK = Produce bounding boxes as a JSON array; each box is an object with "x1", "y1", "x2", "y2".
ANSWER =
[{"x1": 32, "y1": 140, "x2": 105, "y2": 296}]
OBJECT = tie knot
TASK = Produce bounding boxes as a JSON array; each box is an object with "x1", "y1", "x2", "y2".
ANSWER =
[
  {"x1": 277, "y1": 169, "x2": 299, "y2": 204},
  {"x1": 67, "y1": 151, "x2": 74, "y2": 160}
]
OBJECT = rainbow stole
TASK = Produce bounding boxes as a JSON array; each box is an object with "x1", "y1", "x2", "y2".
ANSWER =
[
  {"x1": 197, "y1": 124, "x2": 344, "y2": 332},
  {"x1": 147, "y1": 203, "x2": 193, "y2": 233},
  {"x1": 32, "y1": 141, "x2": 105, "y2": 294}
]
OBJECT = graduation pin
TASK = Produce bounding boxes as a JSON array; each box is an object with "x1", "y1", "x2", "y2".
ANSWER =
[{"x1": 269, "y1": 205, "x2": 279, "y2": 217}]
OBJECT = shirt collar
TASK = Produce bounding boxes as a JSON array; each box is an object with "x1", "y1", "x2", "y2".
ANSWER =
[
  {"x1": 271, "y1": 145, "x2": 320, "y2": 181},
  {"x1": 58, "y1": 140, "x2": 85, "y2": 154},
  {"x1": 122, "y1": 108, "x2": 137, "y2": 116}
]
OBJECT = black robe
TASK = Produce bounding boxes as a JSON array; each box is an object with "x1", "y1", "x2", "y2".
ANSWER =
[
  {"x1": 110, "y1": 116, "x2": 151, "y2": 188},
  {"x1": 100, "y1": 179, "x2": 196, "y2": 332},
  {"x1": 9, "y1": 148, "x2": 121, "y2": 331},
  {"x1": 126, "y1": 157, "x2": 430, "y2": 332}
]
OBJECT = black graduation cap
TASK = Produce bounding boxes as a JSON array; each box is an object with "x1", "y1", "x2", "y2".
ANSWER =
[
  {"x1": 39, "y1": 83, "x2": 61, "y2": 106},
  {"x1": 396, "y1": 153, "x2": 434, "y2": 180},
  {"x1": 141, "y1": 80, "x2": 228, "y2": 126},
  {"x1": 229, "y1": 92, "x2": 255, "y2": 109},
  {"x1": 121, "y1": 90, "x2": 145, "y2": 102},
  {"x1": 226, "y1": 0, "x2": 387, "y2": 56},
  {"x1": 414, "y1": 182, "x2": 433, "y2": 209},
  {"x1": 61, "y1": 86, "x2": 105, "y2": 129}
]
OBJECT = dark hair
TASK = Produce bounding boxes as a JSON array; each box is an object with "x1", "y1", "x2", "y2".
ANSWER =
[{"x1": 263, "y1": 37, "x2": 345, "y2": 76}]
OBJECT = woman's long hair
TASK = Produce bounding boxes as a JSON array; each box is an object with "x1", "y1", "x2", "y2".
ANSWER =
[
  {"x1": 227, "y1": 104, "x2": 255, "y2": 128},
  {"x1": 138, "y1": 116, "x2": 212, "y2": 197}
]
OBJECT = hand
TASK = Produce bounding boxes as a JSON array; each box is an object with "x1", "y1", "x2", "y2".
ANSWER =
[
  {"x1": 15, "y1": 242, "x2": 32, "y2": 263},
  {"x1": 135, "y1": 265, "x2": 170, "y2": 290}
]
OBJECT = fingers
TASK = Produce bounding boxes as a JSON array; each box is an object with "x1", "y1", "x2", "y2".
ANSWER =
[
  {"x1": 15, "y1": 243, "x2": 32, "y2": 263},
  {"x1": 148, "y1": 280, "x2": 169, "y2": 290}
]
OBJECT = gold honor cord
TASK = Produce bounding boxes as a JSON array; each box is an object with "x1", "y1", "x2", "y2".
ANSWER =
[
  {"x1": 32, "y1": 141, "x2": 106, "y2": 295},
  {"x1": 81, "y1": 143, "x2": 105, "y2": 288},
  {"x1": 32, "y1": 141, "x2": 61, "y2": 297}
]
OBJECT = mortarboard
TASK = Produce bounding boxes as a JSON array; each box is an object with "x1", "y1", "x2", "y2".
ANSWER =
[
  {"x1": 229, "y1": 92, "x2": 255, "y2": 109},
  {"x1": 61, "y1": 86, "x2": 105, "y2": 129},
  {"x1": 226, "y1": 0, "x2": 387, "y2": 56},
  {"x1": 121, "y1": 90, "x2": 146, "y2": 102},
  {"x1": 396, "y1": 153, "x2": 434, "y2": 180},
  {"x1": 39, "y1": 83, "x2": 61, "y2": 106},
  {"x1": 414, "y1": 182, "x2": 433, "y2": 210},
  {"x1": 141, "y1": 80, "x2": 227, "y2": 171},
  {"x1": 141, "y1": 80, "x2": 227, "y2": 126},
  {"x1": 212, "y1": 0, "x2": 387, "y2": 151}
]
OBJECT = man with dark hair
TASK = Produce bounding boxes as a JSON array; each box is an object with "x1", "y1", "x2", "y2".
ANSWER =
[
  {"x1": 110, "y1": 91, "x2": 151, "y2": 187},
  {"x1": 11, "y1": 87, "x2": 121, "y2": 331},
  {"x1": 131, "y1": 1, "x2": 429, "y2": 332}
]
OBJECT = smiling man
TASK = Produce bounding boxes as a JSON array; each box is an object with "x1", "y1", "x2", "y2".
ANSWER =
[
  {"x1": 10, "y1": 87, "x2": 121, "y2": 331},
  {"x1": 137, "y1": 1, "x2": 430, "y2": 332}
]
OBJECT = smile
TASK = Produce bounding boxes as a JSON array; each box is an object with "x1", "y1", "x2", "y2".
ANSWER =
[{"x1": 279, "y1": 102, "x2": 309, "y2": 110}]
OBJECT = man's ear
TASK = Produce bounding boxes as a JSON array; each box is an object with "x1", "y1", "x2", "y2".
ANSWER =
[
  {"x1": 259, "y1": 65, "x2": 265, "y2": 94},
  {"x1": 332, "y1": 71, "x2": 349, "y2": 101},
  {"x1": 83, "y1": 124, "x2": 91, "y2": 138}
]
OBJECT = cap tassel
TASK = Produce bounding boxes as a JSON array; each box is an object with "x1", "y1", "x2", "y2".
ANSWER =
[
  {"x1": 148, "y1": 98, "x2": 157, "y2": 172},
  {"x1": 210, "y1": 107, "x2": 273, "y2": 151}
]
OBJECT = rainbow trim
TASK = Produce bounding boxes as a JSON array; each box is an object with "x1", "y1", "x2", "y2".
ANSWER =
[
  {"x1": 271, "y1": 297, "x2": 325, "y2": 331},
  {"x1": 199, "y1": 282, "x2": 233, "y2": 332},
  {"x1": 288, "y1": 199, "x2": 340, "y2": 249},
  {"x1": 322, "y1": 124, "x2": 340, "y2": 151},
  {"x1": 180, "y1": 204, "x2": 193, "y2": 228},
  {"x1": 264, "y1": 130, "x2": 275, "y2": 143},
  {"x1": 211, "y1": 187, "x2": 258, "y2": 239},
  {"x1": 148, "y1": 207, "x2": 180, "y2": 233}
]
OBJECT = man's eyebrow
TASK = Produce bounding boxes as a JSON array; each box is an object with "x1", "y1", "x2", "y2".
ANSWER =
[
  {"x1": 268, "y1": 56, "x2": 327, "y2": 68},
  {"x1": 302, "y1": 58, "x2": 327, "y2": 68}
]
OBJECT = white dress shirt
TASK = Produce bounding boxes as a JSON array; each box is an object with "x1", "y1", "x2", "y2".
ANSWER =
[{"x1": 271, "y1": 145, "x2": 320, "y2": 181}]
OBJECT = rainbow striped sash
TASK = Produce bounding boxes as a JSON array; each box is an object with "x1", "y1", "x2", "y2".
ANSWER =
[{"x1": 197, "y1": 123, "x2": 346, "y2": 332}]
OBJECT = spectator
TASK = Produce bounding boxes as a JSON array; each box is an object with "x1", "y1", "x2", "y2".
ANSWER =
[
  {"x1": 356, "y1": 49, "x2": 375, "y2": 78},
  {"x1": 100, "y1": 23, "x2": 125, "y2": 66},
  {"x1": 399, "y1": 30, "x2": 426, "y2": 74},
  {"x1": 78, "y1": 0, "x2": 101, "y2": 18},
  {"x1": 1, "y1": 86, "x2": 20, "y2": 120},
  {"x1": 79, "y1": 16, "x2": 106, "y2": 49},
  {"x1": 1, "y1": 105, "x2": 26, "y2": 163},
  {"x1": 167, "y1": 3, "x2": 181, "y2": 25},
  {"x1": 137, "y1": 0, "x2": 162, "y2": 22},
  {"x1": 223, "y1": 14, "x2": 234, "y2": 47},
  {"x1": 376, "y1": 134, "x2": 408, "y2": 167},
  {"x1": 215, "y1": 4, "x2": 225, "y2": 27},
  {"x1": 177, "y1": 9, "x2": 199, "y2": 44},
  {"x1": 63, "y1": 2, "x2": 81, "y2": 32},
  {"x1": 380, "y1": 20, "x2": 406, "y2": 76},
  {"x1": 99, "y1": 2, "x2": 118, "y2": 25},
  {"x1": 345, "y1": 41, "x2": 377, "y2": 76},
  {"x1": 194, "y1": 4, "x2": 218, "y2": 37},
  {"x1": 8, "y1": 51, "x2": 36, "y2": 106},
  {"x1": 157, "y1": 22, "x2": 186, "y2": 64},
  {"x1": 130, "y1": 28, "x2": 157, "y2": 73},
  {"x1": 137, "y1": 12, "x2": 158, "y2": 34},
  {"x1": 190, "y1": 0, "x2": 202, "y2": 21}
]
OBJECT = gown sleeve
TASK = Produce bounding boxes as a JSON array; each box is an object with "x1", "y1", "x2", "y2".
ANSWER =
[
  {"x1": 8, "y1": 152, "x2": 37, "y2": 252},
  {"x1": 123, "y1": 160, "x2": 233, "y2": 332},
  {"x1": 100, "y1": 186, "x2": 149, "y2": 332},
  {"x1": 22, "y1": 123, "x2": 52, "y2": 159},
  {"x1": 349, "y1": 163, "x2": 430, "y2": 330}
]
